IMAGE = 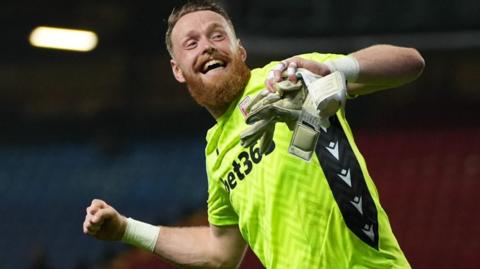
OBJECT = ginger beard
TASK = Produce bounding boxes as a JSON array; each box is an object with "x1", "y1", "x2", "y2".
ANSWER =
[{"x1": 182, "y1": 49, "x2": 251, "y2": 110}]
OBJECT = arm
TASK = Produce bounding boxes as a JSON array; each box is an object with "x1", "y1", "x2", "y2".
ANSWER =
[
  {"x1": 83, "y1": 199, "x2": 247, "y2": 269},
  {"x1": 155, "y1": 225, "x2": 247, "y2": 268},
  {"x1": 348, "y1": 44, "x2": 425, "y2": 95},
  {"x1": 265, "y1": 44, "x2": 425, "y2": 96}
]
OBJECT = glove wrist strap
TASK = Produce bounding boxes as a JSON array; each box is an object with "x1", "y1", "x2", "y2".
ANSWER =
[
  {"x1": 288, "y1": 95, "x2": 327, "y2": 161},
  {"x1": 289, "y1": 115, "x2": 321, "y2": 161}
]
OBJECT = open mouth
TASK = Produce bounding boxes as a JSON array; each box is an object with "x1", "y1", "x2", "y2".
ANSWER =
[{"x1": 201, "y1": 59, "x2": 227, "y2": 74}]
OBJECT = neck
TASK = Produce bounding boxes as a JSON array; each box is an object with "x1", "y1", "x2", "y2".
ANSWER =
[{"x1": 206, "y1": 104, "x2": 230, "y2": 119}]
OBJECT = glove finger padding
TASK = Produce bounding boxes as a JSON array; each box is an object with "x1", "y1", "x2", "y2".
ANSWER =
[
  {"x1": 246, "y1": 80, "x2": 305, "y2": 124},
  {"x1": 275, "y1": 80, "x2": 303, "y2": 95},
  {"x1": 240, "y1": 117, "x2": 274, "y2": 147},
  {"x1": 246, "y1": 102, "x2": 302, "y2": 126},
  {"x1": 259, "y1": 121, "x2": 275, "y2": 154},
  {"x1": 246, "y1": 90, "x2": 280, "y2": 114},
  {"x1": 240, "y1": 119, "x2": 275, "y2": 155},
  {"x1": 240, "y1": 80, "x2": 306, "y2": 153}
]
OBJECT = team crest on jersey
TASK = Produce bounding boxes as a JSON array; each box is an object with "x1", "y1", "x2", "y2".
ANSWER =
[{"x1": 238, "y1": 96, "x2": 251, "y2": 119}]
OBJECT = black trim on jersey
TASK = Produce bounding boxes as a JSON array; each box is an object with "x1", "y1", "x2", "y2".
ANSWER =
[{"x1": 315, "y1": 116, "x2": 379, "y2": 249}]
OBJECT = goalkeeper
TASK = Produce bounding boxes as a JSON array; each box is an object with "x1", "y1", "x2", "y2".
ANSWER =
[{"x1": 83, "y1": 1, "x2": 425, "y2": 268}]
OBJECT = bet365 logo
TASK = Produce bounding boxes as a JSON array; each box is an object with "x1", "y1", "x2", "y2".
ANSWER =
[{"x1": 221, "y1": 143, "x2": 274, "y2": 192}]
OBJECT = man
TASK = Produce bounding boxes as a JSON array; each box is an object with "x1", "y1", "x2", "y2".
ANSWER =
[{"x1": 83, "y1": 1, "x2": 425, "y2": 268}]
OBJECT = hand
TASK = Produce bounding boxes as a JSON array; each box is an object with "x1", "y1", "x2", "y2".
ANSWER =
[
  {"x1": 265, "y1": 57, "x2": 332, "y2": 92},
  {"x1": 83, "y1": 199, "x2": 127, "y2": 241}
]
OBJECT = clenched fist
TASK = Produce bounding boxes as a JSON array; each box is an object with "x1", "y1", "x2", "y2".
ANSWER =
[{"x1": 83, "y1": 199, "x2": 127, "y2": 241}]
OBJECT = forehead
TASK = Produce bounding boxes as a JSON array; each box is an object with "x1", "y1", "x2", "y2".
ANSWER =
[{"x1": 171, "y1": 10, "x2": 232, "y2": 40}]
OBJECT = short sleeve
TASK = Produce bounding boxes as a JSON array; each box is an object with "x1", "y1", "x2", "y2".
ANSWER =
[{"x1": 206, "y1": 174, "x2": 239, "y2": 226}]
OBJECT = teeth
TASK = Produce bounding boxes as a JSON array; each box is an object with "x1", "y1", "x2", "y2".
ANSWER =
[{"x1": 203, "y1": 59, "x2": 224, "y2": 72}]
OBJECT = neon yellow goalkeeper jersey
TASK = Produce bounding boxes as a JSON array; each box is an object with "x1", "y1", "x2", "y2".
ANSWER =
[{"x1": 205, "y1": 52, "x2": 410, "y2": 269}]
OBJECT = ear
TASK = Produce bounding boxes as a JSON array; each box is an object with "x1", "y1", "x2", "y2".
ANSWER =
[
  {"x1": 170, "y1": 59, "x2": 186, "y2": 83},
  {"x1": 237, "y1": 39, "x2": 247, "y2": 62}
]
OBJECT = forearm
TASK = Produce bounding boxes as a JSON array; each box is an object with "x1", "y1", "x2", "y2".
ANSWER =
[
  {"x1": 154, "y1": 225, "x2": 246, "y2": 269},
  {"x1": 348, "y1": 44, "x2": 425, "y2": 95},
  {"x1": 84, "y1": 200, "x2": 246, "y2": 269},
  {"x1": 155, "y1": 226, "x2": 223, "y2": 268}
]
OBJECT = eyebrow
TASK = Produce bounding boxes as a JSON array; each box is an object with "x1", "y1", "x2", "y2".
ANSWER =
[
  {"x1": 205, "y1": 22, "x2": 227, "y2": 33},
  {"x1": 181, "y1": 22, "x2": 227, "y2": 40}
]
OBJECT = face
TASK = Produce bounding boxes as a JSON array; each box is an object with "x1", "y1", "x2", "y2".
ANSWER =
[{"x1": 170, "y1": 10, "x2": 250, "y2": 110}]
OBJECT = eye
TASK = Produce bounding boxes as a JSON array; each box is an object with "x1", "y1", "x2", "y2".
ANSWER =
[
  {"x1": 184, "y1": 39, "x2": 197, "y2": 50},
  {"x1": 211, "y1": 32, "x2": 225, "y2": 41}
]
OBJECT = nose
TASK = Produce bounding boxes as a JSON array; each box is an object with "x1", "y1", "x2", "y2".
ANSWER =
[
  {"x1": 203, "y1": 46, "x2": 216, "y2": 55},
  {"x1": 199, "y1": 37, "x2": 216, "y2": 55}
]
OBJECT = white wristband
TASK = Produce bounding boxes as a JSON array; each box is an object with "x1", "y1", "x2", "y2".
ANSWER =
[
  {"x1": 121, "y1": 217, "x2": 160, "y2": 252},
  {"x1": 324, "y1": 56, "x2": 360, "y2": 82}
]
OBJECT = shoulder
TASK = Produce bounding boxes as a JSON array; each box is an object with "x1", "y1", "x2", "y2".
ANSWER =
[
  {"x1": 293, "y1": 52, "x2": 346, "y2": 62},
  {"x1": 249, "y1": 52, "x2": 347, "y2": 77}
]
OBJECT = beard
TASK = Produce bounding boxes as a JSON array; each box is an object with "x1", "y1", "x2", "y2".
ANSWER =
[{"x1": 183, "y1": 50, "x2": 251, "y2": 111}]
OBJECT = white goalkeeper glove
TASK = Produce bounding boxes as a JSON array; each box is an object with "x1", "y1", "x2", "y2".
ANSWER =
[
  {"x1": 240, "y1": 79, "x2": 306, "y2": 154},
  {"x1": 240, "y1": 69, "x2": 347, "y2": 160}
]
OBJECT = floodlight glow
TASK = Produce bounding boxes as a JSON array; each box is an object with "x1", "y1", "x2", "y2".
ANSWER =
[{"x1": 29, "y1": 26, "x2": 98, "y2": 52}]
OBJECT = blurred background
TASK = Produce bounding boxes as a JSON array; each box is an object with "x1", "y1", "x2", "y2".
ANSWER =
[{"x1": 0, "y1": 0, "x2": 479, "y2": 268}]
